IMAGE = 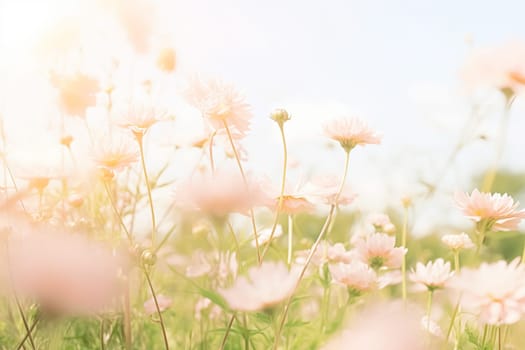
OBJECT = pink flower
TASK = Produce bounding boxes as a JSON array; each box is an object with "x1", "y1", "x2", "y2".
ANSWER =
[
  {"x1": 410, "y1": 259, "x2": 453, "y2": 292},
  {"x1": 367, "y1": 213, "x2": 396, "y2": 234},
  {"x1": 185, "y1": 77, "x2": 252, "y2": 137},
  {"x1": 144, "y1": 295, "x2": 172, "y2": 315},
  {"x1": 354, "y1": 233, "x2": 406, "y2": 269},
  {"x1": 460, "y1": 41, "x2": 525, "y2": 96},
  {"x1": 5, "y1": 229, "x2": 126, "y2": 316},
  {"x1": 50, "y1": 71, "x2": 99, "y2": 118},
  {"x1": 91, "y1": 133, "x2": 139, "y2": 173},
  {"x1": 306, "y1": 175, "x2": 356, "y2": 206},
  {"x1": 114, "y1": 98, "x2": 167, "y2": 135},
  {"x1": 441, "y1": 233, "x2": 475, "y2": 251},
  {"x1": 176, "y1": 168, "x2": 267, "y2": 218},
  {"x1": 219, "y1": 261, "x2": 299, "y2": 312},
  {"x1": 455, "y1": 189, "x2": 525, "y2": 231},
  {"x1": 451, "y1": 259, "x2": 525, "y2": 325},
  {"x1": 296, "y1": 242, "x2": 354, "y2": 266},
  {"x1": 252, "y1": 225, "x2": 283, "y2": 247},
  {"x1": 275, "y1": 195, "x2": 315, "y2": 215},
  {"x1": 329, "y1": 261, "x2": 377, "y2": 294},
  {"x1": 324, "y1": 117, "x2": 382, "y2": 152},
  {"x1": 323, "y1": 302, "x2": 427, "y2": 350}
]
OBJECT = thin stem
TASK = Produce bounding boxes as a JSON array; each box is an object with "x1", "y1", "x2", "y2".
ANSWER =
[
  {"x1": 137, "y1": 135, "x2": 157, "y2": 247},
  {"x1": 103, "y1": 181, "x2": 133, "y2": 244},
  {"x1": 208, "y1": 130, "x2": 216, "y2": 173},
  {"x1": 454, "y1": 251, "x2": 460, "y2": 273},
  {"x1": 498, "y1": 326, "x2": 502, "y2": 350},
  {"x1": 287, "y1": 215, "x2": 293, "y2": 266},
  {"x1": 219, "y1": 315, "x2": 236, "y2": 350},
  {"x1": 272, "y1": 150, "x2": 350, "y2": 350},
  {"x1": 15, "y1": 315, "x2": 39, "y2": 350},
  {"x1": 144, "y1": 267, "x2": 170, "y2": 350},
  {"x1": 222, "y1": 120, "x2": 260, "y2": 264},
  {"x1": 445, "y1": 297, "x2": 461, "y2": 344},
  {"x1": 261, "y1": 124, "x2": 288, "y2": 262},
  {"x1": 481, "y1": 324, "x2": 488, "y2": 347},
  {"x1": 401, "y1": 206, "x2": 408, "y2": 302},
  {"x1": 122, "y1": 282, "x2": 132, "y2": 350},
  {"x1": 426, "y1": 290, "x2": 433, "y2": 336},
  {"x1": 100, "y1": 318, "x2": 106, "y2": 350}
]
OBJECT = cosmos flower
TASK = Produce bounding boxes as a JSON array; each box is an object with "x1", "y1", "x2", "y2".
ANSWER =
[
  {"x1": 455, "y1": 189, "x2": 525, "y2": 232},
  {"x1": 354, "y1": 233, "x2": 406, "y2": 269},
  {"x1": 218, "y1": 261, "x2": 299, "y2": 312},
  {"x1": 50, "y1": 71, "x2": 99, "y2": 118},
  {"x1": 5, "y1": 228, "x2": 127, "y2": 316},
  {"x1": 252, "y1": 225, "x2": 283, "y2": 247},
  {"x1": 324, "y1": 117, "x2": 382, "y2": 152},
  {"x1": 91, "y1": 133, "x2": 139, "y2": 173},
  {"x1": 451, "y1": 259, "x2": 525, "y2": 325},
  {"x1": 322, "y1": 302, "x2": 428, "y2": 350},
  {"x1": 114, "y1": 98, "x2": 167, "y2": 136},
  {"x1": 410, "y1": 259, "x2": 453, "y2": 292},
  {"x1": 185, "y1": 77, "x2": 252, "y2": 137},
  {"x1": 329, "y1": 261, "x2": 377, "y2": 295},
  {"x1": 367, "y1": 213, "x2": 396, "y2": 234},
  {"x1": 441, "y1": 233, "x2": 475, "y2": 251},
  {"x1": 460, "y1": 41, "x2": 525, "y2": 97}
]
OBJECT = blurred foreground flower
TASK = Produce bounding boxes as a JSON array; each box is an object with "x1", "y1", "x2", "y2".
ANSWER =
[
  {"x1": 144, "y1": 295, "x2": 172, "y2": 315},
  {"x1": 329, "y1": 261, "x2": 377, "y2": 297},
  {"x1": 441, "y1": 232, "x2": 475, "y2": 251},
  {"x1": 50, "y1": 71, "x2": 99, "y2": 118},
  {"x1": 218, "y1": 261, "x2": 299, "y2": 312},
  {"x1": 322, "y1": 302, "x2": 430, "y2": 350},
  {"x1": 451, "y1": 259, "x2": 525, "y2": 325},
  {"x1": 5, "y1": 229, "x2": 127, "y2": 316},
  {"x1": 461, "y1": 41, "x2": 525, "y2": 98},
  {"x1": 91, "y1": 133, "x2": 139, "y2": 174}
]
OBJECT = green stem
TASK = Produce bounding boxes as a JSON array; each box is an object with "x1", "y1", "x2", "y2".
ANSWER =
[
  {"x1": 454, "y1": 251, "x2": 460, "y2": 273},
  {"x1": 261, "y1": 123, "x2": 288, "y2": 262},
  {"x1": 426, "y1": 290, "x2": 433, "y2": 337},
  {"x1": 15, "y1": 315, "x2": 39, "y2": 350},
  {"x1": 287, "y1": 215, "x2": 293, "y2": 266},
  {"x1": 401, "y1": 206, "x2": 408, "y2": 302},
  {"x1": 144, "y1": 267, "x2": 170, "y2": 350},
  {"x1": 222, "y1": 120, "x2": 260, "y2": 264},
  {"x1": 103, "y1": 181, "x2": 133, "y2": 244},
  {"x1": 272, "y1": 150, "x2": 350, "y2": 350},
  {"x1": 137, "y1": 135, "x2": 157, "y2": 247},
  {"x1": 219, "y1": 315, "x2": 236, "y2": 350}
]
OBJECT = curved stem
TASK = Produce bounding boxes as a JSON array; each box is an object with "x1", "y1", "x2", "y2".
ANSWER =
[
  {"x1": 144, "y1": 267, "x2": 169, "y2": 350},
  {"x1": 272, "y1": 150, "x2": 350, "y2": 350},
  {"x1": 261, "y1": 124, "x2": 288, "y2": 262},
  {"x1": 138, "y1": 136, "x2": 157, "y2": 247},
  {"x1": 208, "y1": 131, "x2": 216, "y2": 173},
  {"x1": 103, "y1": 181, "x2": 133, "y2": 244},
  {"x1": 219, "y1": 315, "x2": 236, "y2": 350},
  {"x1": 221, "y1": 120, "x2": 260, "y2": 264},
  {"x1": 401, "y1": 206, "x2": 408, "y2": 302}
]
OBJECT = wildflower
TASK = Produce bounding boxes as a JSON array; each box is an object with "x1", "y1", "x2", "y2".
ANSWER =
[
  {"x1": 270, "y1": 108, "x2": 291, "y2": 127},
  {"x1": 460, "y1": 41, "x2": 525, "y2": 98},
  {"x1": 6, "y1": 229, "x2": 127, "y2": 315},
  {"x1": 451, "y1": 259, "x2": 525, "y2": 325},
  {"x1": 275, "y1": 194, "x2": 315, "y2": 215},
  {"x1": 441, "y1": 233, "x2": 475, "y2": 251},
  {"x1": 218, "y1": 261, "x2": 299, "y2": 312},
  {"x1": 176, "y1": 168, "x2": 267, "y2": 218},
  {"x1": 455, "y1": 189, "x2": 525, "y2": 232},
  {"x1": 410, "y1": 259, "x2": 453, "y2": 292},
  {"x1": 367, "y1": 213, "x2": 396, "y2": 234},
  {"x1": 50, "y1": 71, "x2": 99, "y2": 118},
  {"x1": 114, "y1": 99, "x2": 167, "y2": 136},
  {"x1": 324, "y1": 117, "x2": 382, "y2": 152},
  {"x1": 144, "y1": 295, "x2": 172, "y2": 315},
  {"x1": 194, "y1": 297, "x2": 222, "y2": 321},
  {"x1": 329, "y1": 261, "x2": 377, "y2": 296},
  {"x1": 322, "y1": 302, "x2": 427, "y2": 350},
  {"x1": 91, "y1": 133, "x2": 139, "y2": 174},
  {"x1": 306, "y1": 175, "x2": 356, "y2": 207},
  {"x1": 185, "y1": 78, "x2": 252, "y2": 137},
  {"x1": 421, "y1": 316, "x2": 443, "y2": 338},
  {"x1": 354, "y1": 233, "x2": 406, "y2": 269},
  {"x1": 296, "y1": 242, "x2": 354, "y2": 266}
]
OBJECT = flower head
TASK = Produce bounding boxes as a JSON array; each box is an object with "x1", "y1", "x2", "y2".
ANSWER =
[
  {"x1": 460, "y1": 41, "x2": 525, "y2": 97},
  {"x1": 441, "y1": 233, "x2": 475, "y2": 251},
  {"x1": 114, "y1": 99, "x2": 167, "y2": 136},
  {"x1": 218, "y1": 261, "x2": 299, "y2": 312},
  {"x1": 324, "y1": 117, "x2": 382, "y2": 152},
  {"x1": 5, "y1": 229, "x2": 126, "y2": 315},
  {"x1": 252, "y1": 225, "x2": 283, "y2": 247},
  {"x1": 185, "y1": 78, "x2": 252, "y2": 137},
  {"x1": 367, "y1": 213, "x2": 396, "y2": 234},
  {"x1": 50, "y1": 71, "x2": 99, "y2": 118},
  {"x1": 354, "y1": 233, "x2": 406, "y2": 269},
  {"x1": 455, "y1": 189, "x2": 525, "y2": 231},
  {"x1": 156, "y1": 47, "x2": 176, "y2": 73},
  {"x1": 329, "y1": 261, "x2": 377, "y2": 295},
  {"x1": 410, "y1": 259, "x2": 453, "y2": 292},
  {"x1": 451, "y1": 259, "x2": 525, "y2": 325},
  {"x1": 91, "y1": 133, "x2": 139, "y2": 174}
]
